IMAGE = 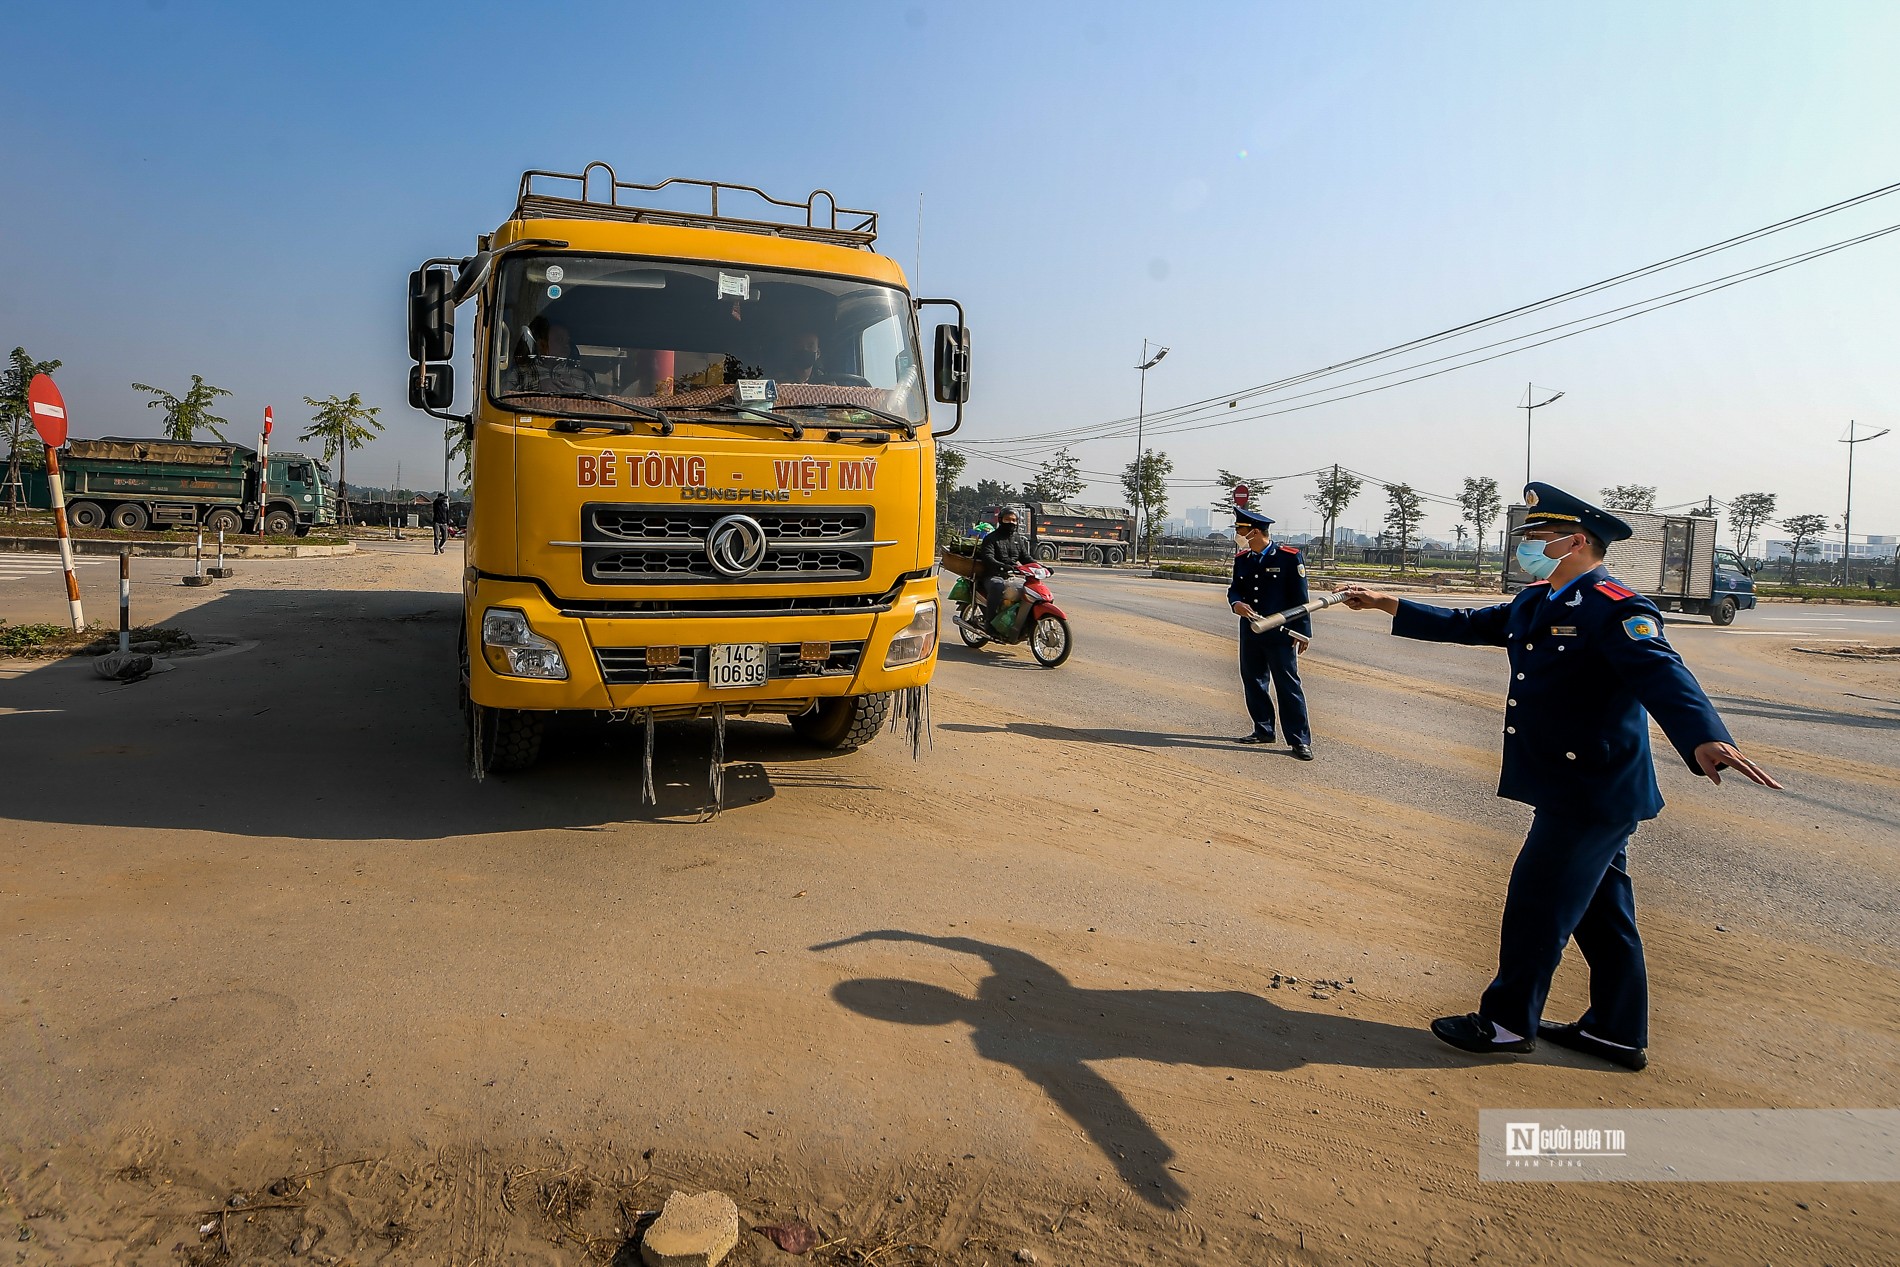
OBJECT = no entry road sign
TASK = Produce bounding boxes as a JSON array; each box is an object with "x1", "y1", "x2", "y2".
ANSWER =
[
  {"x1": 1232, "y1": 483, "x2": 1250, "y2": 508},
  {"x1": 27, "y1": 374, "x2": 67, "y2": 448}
]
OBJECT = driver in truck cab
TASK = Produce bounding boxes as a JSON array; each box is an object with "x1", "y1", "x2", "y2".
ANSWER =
[
  {"x1": 975, "y1": 509, "x2": 1034, "y2": 626},
  {"x1": 506, "y1": 315, "x2": 591, "y2": 395}
]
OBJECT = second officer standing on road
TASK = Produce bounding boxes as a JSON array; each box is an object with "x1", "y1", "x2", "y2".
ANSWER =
[{"x1": 1228, "y1": 506, "x2": 1314, "y2": 759}]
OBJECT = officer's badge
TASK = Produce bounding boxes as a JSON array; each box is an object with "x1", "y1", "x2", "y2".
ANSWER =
[
  {"x1": 1524, "y1": 487, "x2": 1540, "y2": 507},
  {"x1": 1297, "y1": 564, "x2": 1306, "y2": 577},
  {"x1": 1622, "y1": 615, "x2": 1661, "y2": 640}
]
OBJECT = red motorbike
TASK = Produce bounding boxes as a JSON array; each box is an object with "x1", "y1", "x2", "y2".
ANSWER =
[{"x1": 951, "y1": 563, "x2": 1073, "y2": 667}]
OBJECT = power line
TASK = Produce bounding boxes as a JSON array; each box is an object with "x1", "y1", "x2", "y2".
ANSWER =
[{"x1": 957, "y1": 178, "x2": 1900, "y2": 454}]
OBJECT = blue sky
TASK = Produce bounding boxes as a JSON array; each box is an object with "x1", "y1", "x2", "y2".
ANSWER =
[{"x1": 2, "y1": 0, "x2": 1896, "y2": 541}]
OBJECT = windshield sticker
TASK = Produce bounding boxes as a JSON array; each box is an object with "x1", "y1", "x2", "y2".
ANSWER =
[
  {"x1": 735, "y1": 379, "x2": 778, "y2": 406},
  {"x1": 545, "y1": 284, "x2": 562, "y2": 299},
  {"x1": 544, "y1": 264, "x2": 565, "y2": 283},
  {"x1": 717, "y1": 271, "x2": 751, "y2": 300}
]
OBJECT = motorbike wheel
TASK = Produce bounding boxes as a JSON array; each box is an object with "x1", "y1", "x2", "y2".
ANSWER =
[
  {"x1": 958, "y1": 605, "x2": 990, "y2": 646},
  {"x1": 1029, "y1": 613, "x2": 1072, "y2": 667}
]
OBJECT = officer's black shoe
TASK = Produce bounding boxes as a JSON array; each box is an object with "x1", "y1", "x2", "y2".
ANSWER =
[
  {"x1": 1537, "y1": 1021, "x2": 1648, "y2": 1071},
  {"x1": 1430, "y1": 1013, "x2": 1536, "y2": 1055},
  {"x1": 1233, "y1": 733, "x2": 1273, "y2": 744},
  {"x1": 1291, "y1": 743, "x2": 1314, "y2": 761}
]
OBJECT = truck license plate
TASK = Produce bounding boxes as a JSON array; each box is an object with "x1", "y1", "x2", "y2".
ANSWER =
[{"x1": 708, "y1": 643, "x2": 769, "y2": 689}]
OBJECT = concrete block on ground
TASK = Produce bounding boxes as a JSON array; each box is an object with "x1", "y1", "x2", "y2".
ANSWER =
[{"x1": 640, "y1": 1190, "x2": 739, "y2": 1267}]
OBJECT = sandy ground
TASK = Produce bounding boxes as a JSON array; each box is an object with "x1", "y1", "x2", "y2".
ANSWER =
[{"x1": 1, "y1": 545, "x2": 1896, "y2": 1266}]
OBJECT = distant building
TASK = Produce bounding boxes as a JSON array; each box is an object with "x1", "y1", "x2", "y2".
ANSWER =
[{"x1": 1763, "y1": 537, "x2": 1897, "y2": 562}]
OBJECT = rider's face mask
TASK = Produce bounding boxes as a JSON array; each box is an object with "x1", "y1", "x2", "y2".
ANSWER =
[{"x1": 998, "y1": 520, "x2": 1018, "y2": 534}]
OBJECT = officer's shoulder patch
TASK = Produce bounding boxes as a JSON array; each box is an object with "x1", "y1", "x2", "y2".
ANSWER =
[
  {"x1": 1296, "y1": 564, "x2": 1306, "y2": 577},
  {"x1": 1622, "y1": 614, "x2": 1662, "y2": 640},
  {"x1": 1596, "y1": 580, "x2": 1636, "y2": 601},
  {"x1": 1282, "y1": 545, "x2": 1300, "y2": 555}
]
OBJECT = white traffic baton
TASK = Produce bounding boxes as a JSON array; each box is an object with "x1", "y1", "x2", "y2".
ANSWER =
[{"x1": 1247, "y1": 589, "x2": 1349, "y2": 635}]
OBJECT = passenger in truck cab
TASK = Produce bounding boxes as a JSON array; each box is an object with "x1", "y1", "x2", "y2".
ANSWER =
[{"x1": 506, "y1": 315, "x2": 591, "y2": 395}]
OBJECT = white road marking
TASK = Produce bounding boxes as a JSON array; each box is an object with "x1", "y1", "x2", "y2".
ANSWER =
[{"x1": 0, "y1": 556, "x2": 109, "y2": 582}]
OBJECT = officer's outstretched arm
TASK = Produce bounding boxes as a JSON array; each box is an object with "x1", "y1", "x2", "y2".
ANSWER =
[{"x1": 1598, "y1": 605, "x2": 1776, "y2": 787}]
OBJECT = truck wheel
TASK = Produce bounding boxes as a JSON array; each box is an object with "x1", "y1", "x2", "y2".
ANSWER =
[
  {"x1": 67, "y1": 501, "x2": 105, "y2": 530},
  {"x1": 1105, "y1": 546, "x2": 1125, "y2": 565},
  {"x1": 109, "y1": 503, "x2": 150, "y2": 531},
  {"x1": 262, "y1": 508, "x2": 295, "y2": 536},
  {"x1": 1035, "y1": 542, "x2": 1058, "y2": 562},
  {"x1": 474, "y1": 706, "x2": 544, "y2": 773},
  {"x1": 204, "y1": 508, "x2": 242, "y2": 535},
  {"x1": 1710, "y1": 596, "x2": 1738, "y2": 626},
  {"x1": 1085, "y1": 545, "x2": 1104, "y2": 565},
  {"x1": 791, "y1": 693, "x2": 891, "y2": 750}
]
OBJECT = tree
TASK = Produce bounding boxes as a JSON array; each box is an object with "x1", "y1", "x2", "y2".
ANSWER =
[
  {"x1": 1211, "y1": 469, "x2": 1271, "y2": 513},
  {"x1": 1305, "y1": 465, "x2": 1363, "y2": 565},
  {"x1": 1458, "y1": 475, "x2": 1503, "y2": 586},
  {"x1": 1728, "y1": 492, "x2": 1778, "y2": 560},
  {"x1": 1599, "y1": 484, "x2": 1657, "y2": 512},
  {"x1": 300, "y1": 393, "x2": 385, "y2": 524},
  {"x1": 1453, "y1": 523, "x2": 1468, "y2": 552},
  {"x1": 1022, "y1": 447, "x2": 1085, "y2": 503},
  {"x1": 934, "y1": 445, "x2": 966, "y2": 543},
  {"x1": 1780, "y1": 513, "x2": 1829, "y2": 581},
  {"x1": 1382, "y1": 483, "x2": 1425, "y2": 572},
  {"x1": 132, "y1": 375, "x2": 232, "y2": 442},
  {"x1": 1, "y1": 347, "x2": 62, "y2": 515},
  {"x1": 446, "y1": 420, "x2": 473, "y2": 489},
  {"x1": 1121, "y1": 448, "x2": 1172, "y2": 561}
]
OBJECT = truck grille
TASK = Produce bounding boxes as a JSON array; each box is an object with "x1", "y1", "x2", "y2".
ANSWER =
[
  {"x1": 595, "y1": 641, "x2": 866, "y2": 685},
  {"x1": 579, "y1": 503, "x2": 878, "y2": 585}
]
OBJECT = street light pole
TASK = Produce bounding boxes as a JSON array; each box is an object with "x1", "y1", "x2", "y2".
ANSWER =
[
  {"x1": 1840, "y1": 420, "x2": 1890, "y2": 586},
  {"x1": 1519, "y1": 383, "x2": 1565, "y2": 485},
  {"x1": 1134, "y1": 340, "x2": 1169, "y2": 563}
]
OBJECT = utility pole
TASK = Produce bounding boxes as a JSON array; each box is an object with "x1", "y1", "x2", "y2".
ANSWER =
[
  {"x1": 1841, "y1": 420, "x2": 1890, "y2": 586},
  {"x1": 1134, "y1": 340, "x2": 1169, "y2": 563}
]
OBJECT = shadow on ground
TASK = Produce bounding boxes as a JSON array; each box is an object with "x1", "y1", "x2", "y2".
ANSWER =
[
  {"x1": 0, "y1": 587, "x2": 880, "y2": 840},
  {"x1": 812, "y1": 931, "x2": 1454, "y2": 1210}
]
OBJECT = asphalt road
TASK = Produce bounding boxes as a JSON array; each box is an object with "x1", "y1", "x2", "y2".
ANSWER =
[{"x1": 1, "y1": 545, "x2": 1895, "y2": 1265}]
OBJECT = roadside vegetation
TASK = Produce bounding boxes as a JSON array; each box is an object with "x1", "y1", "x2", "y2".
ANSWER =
[{"x1": 0, "y1": 621, "x2": 195, "y2": 658}]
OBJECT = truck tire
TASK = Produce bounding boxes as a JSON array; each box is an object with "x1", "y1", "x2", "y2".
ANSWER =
[
  {"x1": 204, "y1": 508, "x2": 242, "y2": 535},
  {"x1": 1035, "y1": 542, "x2": 1058, "y2": 562},
  {"x1": 1710, "y1": 596, "x2": 1738, "y2": 626},
  {"x1": 1105, "y1": 546, "x2": 1125, "y2": 566},
  {"x1": 791, "y1": 693, "x2": 890, "y2": 750},
  {"x1": 67, "y1": 501, "x2": 106, "y2": 530},
  {"x1": 1085, "y1": 545, "x2": 1104, "y2": 565},
  {"x1": 109, "y1": 502, "x2": 150, "y2": 531},
  {"x1": 475, "y1": 706, "x2": 545, "y2": 773},
  {"x1": 262, "y1": 508, "x2": 296, "y2": 536}
]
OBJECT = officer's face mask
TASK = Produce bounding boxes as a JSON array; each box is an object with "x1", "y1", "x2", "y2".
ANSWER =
[
  {"x1": 1234, "y1": 532, "x2": 1251, "y2": 552},
  {"x1": 1516, "y1": 534, "x2": 1576, "y2": 580}
]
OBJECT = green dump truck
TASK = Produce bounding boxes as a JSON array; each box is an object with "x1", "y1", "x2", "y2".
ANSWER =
[{"x1": 19, "y1": 437, "x2": 337, "y2": 535}]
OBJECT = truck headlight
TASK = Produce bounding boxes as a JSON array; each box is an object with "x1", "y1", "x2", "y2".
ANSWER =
[
  {"x1": 481, "y1": 607, "x2": 568, "y2": 679},
  {"x1": 884, "y1": 601, "x2": 938, "y2": 667}
]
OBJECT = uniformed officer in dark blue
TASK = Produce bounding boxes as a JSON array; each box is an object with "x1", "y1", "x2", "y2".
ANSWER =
[
  {"x1": 1227, "y1": 506, "x2": 1315, "y2": 760},
  {"x1": 1335, "y1": 483, "x2": 1780, "y2": 1070}
]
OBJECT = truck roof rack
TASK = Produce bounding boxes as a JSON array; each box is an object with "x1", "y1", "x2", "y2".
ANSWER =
[{"x1": 514, "y1": 162, "x2": 879, "y2": 249}]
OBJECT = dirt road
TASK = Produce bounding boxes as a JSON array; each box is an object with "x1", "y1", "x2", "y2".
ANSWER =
[{"x1": 2, "y1": 546, "x2": 1895, "y2": 1265}]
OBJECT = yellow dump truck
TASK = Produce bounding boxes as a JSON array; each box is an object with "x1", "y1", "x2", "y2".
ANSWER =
[{"x1": 407, "y1": 164, "x2": 969, "y2": 773}]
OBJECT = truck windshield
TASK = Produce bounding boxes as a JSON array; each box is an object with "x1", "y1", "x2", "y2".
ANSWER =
[{"x1": 489, "y1": 255, "x2": 926, "y2": 425}]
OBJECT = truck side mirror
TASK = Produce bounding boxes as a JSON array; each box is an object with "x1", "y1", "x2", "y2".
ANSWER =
[
  {"x1": 408, "y1": 268, "x2": 455, "y2": 363},
  {"x1": 933, "y1": 323, "x2": 971, "y2": 404},
  {"x1": 409, "y1": 363, "x2": 455, "y2": 412}
]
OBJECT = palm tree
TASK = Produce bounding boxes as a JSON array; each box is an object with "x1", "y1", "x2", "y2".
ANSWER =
[
  {"x1": 132, "y1": 375, "x2": 233, "y2": 441},
  {"x1": 300, "y1": 393, "x2": 385, "y2": 524}
]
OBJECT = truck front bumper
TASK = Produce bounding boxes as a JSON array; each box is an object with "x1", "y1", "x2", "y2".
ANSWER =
[{"x1": 464, "y1": 575, "x2": 938, "y2": 712}]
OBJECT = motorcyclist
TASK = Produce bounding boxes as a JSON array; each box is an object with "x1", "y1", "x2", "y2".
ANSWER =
[{"x1": 975, "y1": 508, "x2": 1034, "y2": 627}]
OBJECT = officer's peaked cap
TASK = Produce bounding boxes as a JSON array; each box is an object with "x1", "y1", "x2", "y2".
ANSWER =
[
  {"x1": 1235, "y1": 506, "x2": 1275, "y2": 529},
  {"x1": 1513, "y1": 482, "x2": 1633, "y2": 543}
]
